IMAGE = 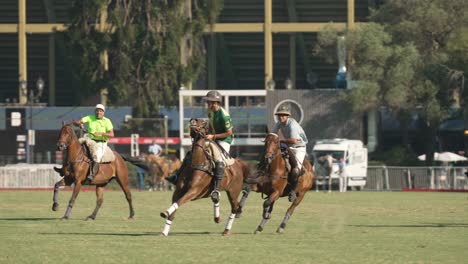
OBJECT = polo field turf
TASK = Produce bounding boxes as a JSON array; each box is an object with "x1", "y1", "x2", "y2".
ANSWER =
[{"x1": 1, "y1": 190, "x2": 467, "y2": 263}]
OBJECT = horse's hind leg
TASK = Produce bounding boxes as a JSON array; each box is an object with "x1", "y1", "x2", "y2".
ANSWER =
[
  {"x1": 52, "y1": 180, "x2": 63, "y2": 211},
  {"x1": 276, "y1": 191, "x2": 305, "y2": 233},
  {"x1": 62, "y1": 181, "x2": 82, "y2": 220},
  {"x1": 116, "y1": 173, "x2": 135, "y2": 220},
  {"x1": 236, "y1": 187, "x2": 251, "y2": 218},
  {"x1": 86, "y1": 185, "x2": 105, "y2": 220}
]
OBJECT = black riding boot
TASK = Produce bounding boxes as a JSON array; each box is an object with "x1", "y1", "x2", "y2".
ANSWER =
[
  {"x1": 166, "y1": 152, "x2": 191, "y2": 185},
  {"x1": 288, "y1": 168, "x2": 300, "y2": 203},
  {"x1": 53, "y1": 166, "x2": 65, "y2": 176},
  {"x1": 88, "y1": 161, "x2": 99, "y2": 182},
  {"x1": 211, "y1": 161, "x2": 225, "y2": 203}
]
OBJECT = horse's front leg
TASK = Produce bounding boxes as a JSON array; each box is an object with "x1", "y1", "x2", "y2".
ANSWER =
[
  {"x1": 86, "y1": 185, "x2": 105, "y2": 221},
  {"x1": 61, "y1": 181, "x2": 82, "y2": 220},
  {"x1": 277, "y1": 190, "x2": 305, "y2": 233},
  {"x1": 221, "y1": 189, "x2": 242, "y2": 236},
  {"x1": 255, "y1": 191, "x2": 280, "y2": 234},
  {"x1": 160, "y1": 184, "x2": 204, "y2": 236},
  {"x1": 51, "y1": 179, "x2": 63, "y2": 211}
]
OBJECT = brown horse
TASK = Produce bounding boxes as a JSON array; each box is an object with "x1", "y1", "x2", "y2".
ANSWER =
[
  {"x1": 240, "y1": 132, "x2": 314, "y2": 233},
  {"x1": 52, "y1": 122, "x2": 135, "y2": 220},
  {"x1": 146, "y1": 155, "x2": 181, "y2": 191},
  {"x1": 159, "y1": 118, "x2": 250, "y2": 236}
]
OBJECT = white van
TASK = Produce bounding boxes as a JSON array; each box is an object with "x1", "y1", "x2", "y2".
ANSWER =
[{"x1": 312, "y1": 138, "x2": 368, "y2": 190}]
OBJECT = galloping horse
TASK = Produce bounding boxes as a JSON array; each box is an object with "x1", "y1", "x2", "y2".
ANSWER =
[
  {"x1": 52, "y1": 122, "x2": 135, "y2": 220},
  {"x1": 159, "y1": 118, "x2": 250, "y2": 236},
  {"x1": 241, "y1": 132, "x2": 314, "y2": 233}
]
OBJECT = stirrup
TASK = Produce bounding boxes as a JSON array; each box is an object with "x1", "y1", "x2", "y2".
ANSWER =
[
  {"x1": 87, "y1": 174, "x2": 94, "y2": 182},
  {"x1": 210, "y1": 190, "x2": 220, "y2": 203}
]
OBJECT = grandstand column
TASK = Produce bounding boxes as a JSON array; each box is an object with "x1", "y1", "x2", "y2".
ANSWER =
[
  {"x1": 264, "y1": 0, "x2": 273, "y2": 89},
  {"x1": 18, "y1": 0, "x2": 27, "y2": 104}
]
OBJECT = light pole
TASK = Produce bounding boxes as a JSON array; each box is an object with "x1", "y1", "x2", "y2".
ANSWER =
[{"x1": 25, "y1": 77, "x2": 44, "y2": 163}]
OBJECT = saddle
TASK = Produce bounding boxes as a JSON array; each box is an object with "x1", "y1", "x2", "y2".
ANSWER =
[{"x1": 79, "y1": 137, "x2": 115, "y2": 163}]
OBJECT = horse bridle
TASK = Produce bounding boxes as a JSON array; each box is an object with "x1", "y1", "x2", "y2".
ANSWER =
[{"x1": 264, "y1": 133, "x2": 281, "y2": 165}]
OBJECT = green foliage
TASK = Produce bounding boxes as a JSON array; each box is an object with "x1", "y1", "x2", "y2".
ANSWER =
[
  {"x1": 370, "y1": 146, "x2": 420, "y2": 166},
  {"x1": 315, "y1": 0, "x2": 468, "y2": 163},
  {"x1": 66, "y1": 1, "x2": 221, "y2": 117}
]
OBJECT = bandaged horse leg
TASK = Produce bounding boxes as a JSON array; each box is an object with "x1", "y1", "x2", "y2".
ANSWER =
[
  {"x1": 213, "y1": 202, "x2": 220, "y2": 223},
  {"x1": 236, "y1": 188, "x2": 250, "y2": 218},
  {"x1": 211, "y1": 161, "x2": 225, "y2": 203},
  {"x1": 223, "y1": 213, "x2": 236, "y2": 236},
  {"x1": 161, "y1": 218, "x2": 173, "y2": 236},
  {"x1": 160, "y1": 202, "x2": 179, "y2": 219},
  {"x1": 255, "y1": 199, "x2": 275, "y2": 234}
]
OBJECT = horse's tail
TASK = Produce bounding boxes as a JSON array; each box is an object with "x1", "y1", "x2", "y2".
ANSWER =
[{"x1": 121, "y1": 154, "x2": 151, "y2": 171}]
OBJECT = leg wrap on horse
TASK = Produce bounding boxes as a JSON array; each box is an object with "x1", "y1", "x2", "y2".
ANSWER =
[{"x1": 211, "y1": 161, "x2": 225, "y2": 203}]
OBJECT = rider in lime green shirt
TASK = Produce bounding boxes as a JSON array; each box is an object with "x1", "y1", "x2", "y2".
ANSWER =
[{"x1": 78, "y1": 104, "x2": 114, "y2": 182}]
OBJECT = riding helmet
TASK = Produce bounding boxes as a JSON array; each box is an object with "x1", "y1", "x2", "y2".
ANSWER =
[
  {"x1": 203, "y1": 90, "x2": 222, "y2": 102},
  {"x1": 274, "y1": 105, "x2": 291, "y2": 116}
]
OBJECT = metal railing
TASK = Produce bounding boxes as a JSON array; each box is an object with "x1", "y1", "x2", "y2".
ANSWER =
[{"x1": 364, "y1": 166, "x2": 468, "y2": 191}]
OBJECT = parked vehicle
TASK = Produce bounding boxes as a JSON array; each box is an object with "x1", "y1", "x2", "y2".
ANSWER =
[{"x1": 312, "y1": 138, "x2": 368, "y2": 190}]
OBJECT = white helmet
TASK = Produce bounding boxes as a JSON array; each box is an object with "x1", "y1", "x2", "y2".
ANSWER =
[{"x1": 95, "y1": 104, "x2": 105, "y2": 112}]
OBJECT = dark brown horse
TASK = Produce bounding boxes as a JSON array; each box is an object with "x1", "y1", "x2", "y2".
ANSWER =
[
  {"x1": 240, "y1": 132, "x2": 314, "y2": 233},
  {"x1": 159, "y1": 118, "x2": 250, "y2": 236},
  {"x1": 52, "y1": 122, "x2": 135, "y2": 220}
]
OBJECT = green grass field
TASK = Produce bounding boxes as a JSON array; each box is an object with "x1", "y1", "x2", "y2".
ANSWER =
[{"x1": 0, "y1": 190, "x2": 467, "y2": 264}]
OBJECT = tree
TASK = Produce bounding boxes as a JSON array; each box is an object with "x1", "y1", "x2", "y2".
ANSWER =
[
  {"x1": 66, "y1": 0, "x2": 221, "y2": 118},
  {"x1": 315, "y1": 0, "x2": 468, "y2": 165}
]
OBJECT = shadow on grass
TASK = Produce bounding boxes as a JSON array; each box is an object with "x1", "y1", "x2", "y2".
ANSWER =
[
  {"x1": 39, "y1": 231, "x2": 259, "y2": 236},
  {"x1": 0, "y1": 217, "x2": 59, "y2": 221},
  {"x1": 350, "y1": 223, "x2": 468, "y2": 228}
]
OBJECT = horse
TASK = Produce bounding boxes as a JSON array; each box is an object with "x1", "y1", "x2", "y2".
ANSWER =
[
  {"x1": 159, "y1": 118, "x2": 250, "y2": 236},
  {"x1": 145, "y1": 155, "x2": 181, "y2": 191},
  {"x1": 52, "y1": 121, "x2": 135, "y2": 220},
  {"x1": 240, "y1": 132, "x2": 314, "y2": 233}
]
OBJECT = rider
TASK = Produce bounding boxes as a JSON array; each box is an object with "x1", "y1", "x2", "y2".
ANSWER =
[
  {"x1": 166, "y1": 90, "x2": 234, "y2": 204},
  {"x1": 76, "y1": 103, "x2": 115, "y2": 182},
  {"x1": 271, "y1": 105, "x2": 308, "y2": 203}
]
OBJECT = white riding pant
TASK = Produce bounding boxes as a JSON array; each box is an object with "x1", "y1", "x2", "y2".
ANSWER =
[
  {"x1": 290, "y1": 146, "x2": 306, "y2": 170},
  {"x1": 93, "y1": 142, "x2": 107, "y2": 162},
  {"x1": 217, "y1": 140, "x2": 231, "y2": 153}
]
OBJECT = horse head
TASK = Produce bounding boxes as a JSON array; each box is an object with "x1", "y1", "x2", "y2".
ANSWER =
[
  {"x1": 56, "y1": 122, "x2": 77, "y2": 151},
  {"x1": 264, "y1": 133, "x2": 281, "y2": 164},
  {"x1": 189, "y1": 118, "x2": 209, "y2": 141}
]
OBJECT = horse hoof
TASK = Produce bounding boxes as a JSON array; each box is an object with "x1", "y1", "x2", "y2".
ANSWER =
[
  {"x1": 254, "y1": 229, "x2": 262, "y2": 234},
  {"x1": 160, "y1": 211, "x2": 169, "y2": 219},
  {"x1": 52, "y1": 203, "x2": 59, "y2": 211},
  {"x1": 61, "y1": 216, "x2": 69, "y2": 221},
  {"x1": 276, "y1": 227, "x2": 284, "y2": 234},
  {"x1": 235, "y1": 212, "x2": 242, "y2": 218},
  {"x1": 222, "y1": 229, "x2": 231, "y2": 236},
  {"x1": 160, "y1": 232, "x2": 168, "y2": 237},
  {"x1": 85, "y1": 216, "x2": 95, "y2": 221},
  {"x1": 214, "y1": 217, "x2": 220, "y2": 224}
]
